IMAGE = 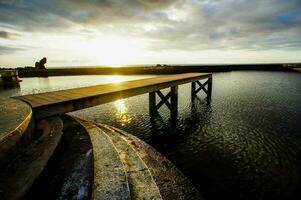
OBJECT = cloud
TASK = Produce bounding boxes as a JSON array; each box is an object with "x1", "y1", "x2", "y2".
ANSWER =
[
  {"x1": 0, "y1": 1, "x2": 74, "y2": 31},
  {"x1": 0, "y1": 0, "x2": 177, "y2": 31},
  {"x1": 0, "y1": 30, "x2": 19, "y2": 39},
  {"x1": 0, "y1": 45, "x2": 24, "y2": 55},
  {"x1": 0, "y1": 0, "x2": 301, "y2": 53},
  {"x1": 0, "y1": 31, "x2": 10, "y2": 39},
  {"x1": 141, "y1": 0, "x2": 301, "y2": 51}
]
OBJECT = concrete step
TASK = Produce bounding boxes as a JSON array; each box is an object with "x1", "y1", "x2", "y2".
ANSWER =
[
  {"x1": 74, "y1": 117, "x2": 131, "y2": 200},
  {"x1": 23, "y1": 115, "x2": 93, "y2": 200},
  {"x1": 0, "y1": 117, "x2": 63, "y2": 200},
  {"x1": 98, "y1": 124, "x2": 163, "y2": 200},
  {"x1": 98, "y1": 124, "x2": 204, "y2": 200}
]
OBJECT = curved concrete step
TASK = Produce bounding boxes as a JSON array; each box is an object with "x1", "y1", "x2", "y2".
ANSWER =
[
  {"x1": 74, "y1": 118, "x2": 131, "y2": 200},
  {"x1": 0, "y1": 117, "x2": 63, "y2": 200},
  {"x1": 99, "y1": 124, "x2": 204, "y2": 200},
  {"x1": 100, "y1": 126, "x2": 162, "y2": 199},
  {"x1": 98, "y1": 124, "x2": 163, "y2": 200}
]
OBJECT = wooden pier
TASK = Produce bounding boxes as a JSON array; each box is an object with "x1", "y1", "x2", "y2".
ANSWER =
[{"x1": 15, "y1": 73, "x2": 212, "y2": 119}]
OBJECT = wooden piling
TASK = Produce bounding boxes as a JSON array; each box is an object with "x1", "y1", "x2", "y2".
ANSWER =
[
  {"x1": 149, "y1": 92, "x2": 156, "y2": 116},
  {"x1": 207, "y1": 77, "x2": 212, "y2": 100},
  {"x1": 191, "y1": 82, "x2": 196, "y2": 98},
  {"x1": 170, "y1": 86, "x2": 178, "y2": 120}
]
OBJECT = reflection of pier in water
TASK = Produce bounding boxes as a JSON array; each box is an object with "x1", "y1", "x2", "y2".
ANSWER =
[{"x1": 150, "y1": 95, "x2": 212, "y2": 138}]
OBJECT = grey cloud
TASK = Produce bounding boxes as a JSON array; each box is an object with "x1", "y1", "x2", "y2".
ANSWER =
[
  {"x1": 141, "y1": 0, "x2": 301, "y2": 51},
  {"x1": 0, "y1": 45, "x2": 24, "y2": 55},
  {"x1": 0, "y1": 30, "x2": 19, "y2": 39},
  {"x1": 0, "y1": 1, "x2": 74, "y2": 31},
  {"x1": 0, "y1": 0, "x2": 301, "y2": 52},
  {"x1": 0, "y1": 0, "x2": 25, "y2": 7},
  {"x1": 55, "y1": 0, "x2": 177, "y2": 27},
  {"x1": 0, "y1": 31, "x2": 10, "y2": 38},
  {"x1": 0, "y1": 0, "x2": 177, "y2": 31}
]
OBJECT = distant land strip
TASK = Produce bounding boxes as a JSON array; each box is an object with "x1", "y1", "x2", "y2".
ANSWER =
[{"x1": 4, "y1": 64, "x2": 301, "y2": 77}]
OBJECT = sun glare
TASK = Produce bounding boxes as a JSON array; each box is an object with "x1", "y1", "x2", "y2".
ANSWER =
[
  {"x1": 78, "y1": 36, "x2": 146, "y2": 66},
  {"x1": 107, "y1": 75, "x2": 127, "y2": 83}
]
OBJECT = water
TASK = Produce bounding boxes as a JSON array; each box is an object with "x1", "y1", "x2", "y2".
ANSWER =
[
  {"x1": 1, "y1": 71, "x2": 301, "y2": 200},
  {"x1": 0, "y1": 75, "x2": 153, "y2": 97}
]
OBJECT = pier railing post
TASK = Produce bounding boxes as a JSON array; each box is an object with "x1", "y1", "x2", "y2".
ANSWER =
[{"x1": 170, "y1": 86, "x2": 178, "y2": 120}]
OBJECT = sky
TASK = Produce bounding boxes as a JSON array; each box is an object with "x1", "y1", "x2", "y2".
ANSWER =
[{"x1": 0, "y1": 0, "x2": 301, "y2": 67}]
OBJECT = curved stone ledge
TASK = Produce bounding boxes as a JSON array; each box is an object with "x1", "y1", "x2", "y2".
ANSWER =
[
  {"x1": 0, "y1": 117, "x2": 63, "y2": 200},
  {"x1": 0, "y1": 97, "x2": 33, "y2": 168}
]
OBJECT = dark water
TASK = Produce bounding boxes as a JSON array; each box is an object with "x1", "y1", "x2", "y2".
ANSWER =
[
  {"x1": 2, "y1": 71, "x2": 301, "y2": 199},
  {"x1": 72, "y1": 71, "x2": 301, "y2": 200}
]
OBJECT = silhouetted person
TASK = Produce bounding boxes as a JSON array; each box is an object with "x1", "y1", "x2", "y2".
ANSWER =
[{"x1": 35, "y1": 57, "x2": 47, "y2": 69}]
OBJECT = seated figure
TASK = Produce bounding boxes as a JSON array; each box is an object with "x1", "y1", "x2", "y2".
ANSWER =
[{"x1": 35, "y1": 57, "x2": 47, "y2": 69}]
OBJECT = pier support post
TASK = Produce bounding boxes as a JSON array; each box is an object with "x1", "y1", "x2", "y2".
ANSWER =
[
  {"x1": 149, "y1": 92, "x2": 156, "y2": 116},
  {"x1": 191, "y1": 82, "x2": 196, "y2": 99},
  {"x1": 207, "y1": 77, "x2": 212, "y2": 100},
  {"x1": 149, "y1": 86, "x2": 179, "y2": 120},
  {"x1": 170, "y1": 86, "x2": 178, "y2": 120},
  {"x1": 191, "y1": 77, "x2": 212, "y2": 101}
]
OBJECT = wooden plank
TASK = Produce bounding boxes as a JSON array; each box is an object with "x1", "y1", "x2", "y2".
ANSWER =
[{"x1": 14, "y1": 73, "x2": 212, "y2": 119}]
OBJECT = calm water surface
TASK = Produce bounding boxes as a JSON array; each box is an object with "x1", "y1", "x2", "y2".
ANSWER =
[{"x1": 1, "y1": 71, "x2": 301, "y2": 200}]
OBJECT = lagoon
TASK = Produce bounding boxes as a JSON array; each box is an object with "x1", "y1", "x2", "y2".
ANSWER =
[{"x1": 1, "y1": 71, "x2": 301, "y2": 200}]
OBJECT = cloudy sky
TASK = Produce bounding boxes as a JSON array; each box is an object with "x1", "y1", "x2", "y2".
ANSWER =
[{"x1": 0, "y1": 0, "x2": 301, "y2": 67}]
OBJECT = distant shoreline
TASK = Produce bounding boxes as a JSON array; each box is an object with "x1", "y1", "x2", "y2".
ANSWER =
[{"x1": 2, "y1": 63, "x2": 300, "y2": 77}]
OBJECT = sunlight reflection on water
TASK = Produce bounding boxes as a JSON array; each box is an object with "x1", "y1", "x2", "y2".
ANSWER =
[{"x1": 114, "y1": 99, "x2": 132, "y2": 126}]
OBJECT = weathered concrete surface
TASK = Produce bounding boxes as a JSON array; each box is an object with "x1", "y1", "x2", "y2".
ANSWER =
[
  {"x1": 74, "y1": 117, "x2": 131, "y2": 200},
  {"x1": 24, "y1": 115, "x2": 93, "y2": 200},
  {"x1": 0, "y1": 97, "x2": 33, "y2": 168},
  {"x1": 64, "y1": 116, "x2": 203, "y2": 199},
  {"x1": 98, "y1": 124, "x2": 163, "y2": 200},
  {"x1": 0, "y1": 117, "x2": 63, "y2": 200},
  {"x1": 100, "y1": 124, "x2": 204, "y2": 200}
]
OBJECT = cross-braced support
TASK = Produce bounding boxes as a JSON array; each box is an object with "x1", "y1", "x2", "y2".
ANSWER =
[
  {"x1": 149, "y1": 86, "x2": 178, "y2": 119},
  {"x1": 191, "y1": 77, "x2": 212, "y2": 100}
]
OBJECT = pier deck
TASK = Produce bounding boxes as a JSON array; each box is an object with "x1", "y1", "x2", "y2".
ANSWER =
[{"x1": 15, "y1": 73, "x2": 212, "y2": 119}]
